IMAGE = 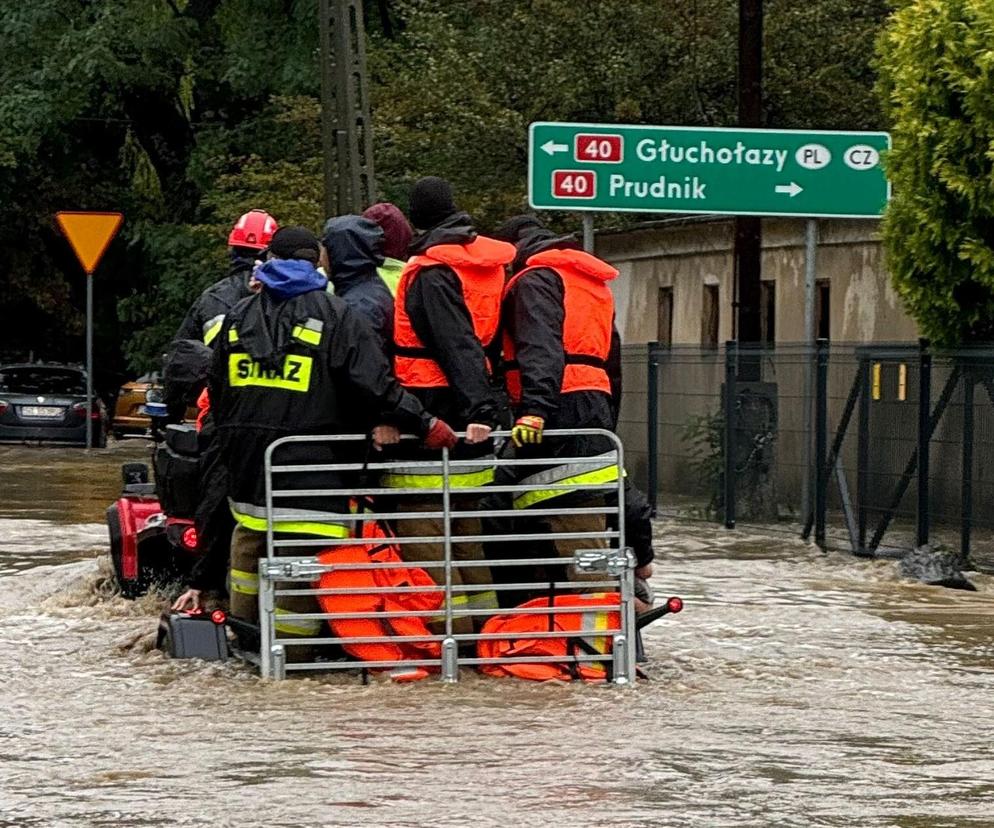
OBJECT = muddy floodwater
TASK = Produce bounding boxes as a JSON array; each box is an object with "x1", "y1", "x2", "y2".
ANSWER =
[{"x1": 2, "y1": 442, "x2": 993, "y2": 827}]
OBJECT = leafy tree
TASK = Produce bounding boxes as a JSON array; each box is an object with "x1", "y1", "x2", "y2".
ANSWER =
[
  {"x1": 878, "y1": 0, "x2": 994, "y2": 346},
  {"x1": 0, "y1": 0, "x2": 896, "y2": 376}
]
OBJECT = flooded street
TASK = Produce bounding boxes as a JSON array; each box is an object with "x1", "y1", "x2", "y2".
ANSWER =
[{"x1": 1, "y1": 444, "x2": 993, "y2": 827}]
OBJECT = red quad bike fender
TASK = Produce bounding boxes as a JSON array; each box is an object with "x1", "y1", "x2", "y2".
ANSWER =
[{"x1": 113, "y1": 496, "x2": 164, "y2": 582}]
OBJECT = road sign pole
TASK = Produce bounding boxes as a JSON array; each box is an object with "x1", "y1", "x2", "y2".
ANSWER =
[
  {"x1": 800, "y1": 218, "x2": 818, "y2": 524},
  {"x1": 86, "y1": 276, "x2": 93, "y2": 451},
  {"x1": 582, "y1": 214, "x2": 595, "y2": 253},
  {"x1": 54, "y1": 211, "x2": 124, "y2": 451}
]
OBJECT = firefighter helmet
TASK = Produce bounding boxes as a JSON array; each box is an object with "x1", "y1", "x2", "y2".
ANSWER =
[{"x1": 227, "y1": 209, "x2": 278, "y2": 251}]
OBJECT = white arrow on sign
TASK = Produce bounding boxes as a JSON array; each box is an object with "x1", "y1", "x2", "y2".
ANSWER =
[
  {"x1": 775, "y1": 182, "x2": 803, "y2": 198},
  {"x1": 541, "y1": 139, "x2": 569, "y2": 156}
]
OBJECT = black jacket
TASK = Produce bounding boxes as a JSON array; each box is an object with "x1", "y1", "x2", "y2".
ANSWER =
[
  {"x1": 402, "y1": 212, "x2": 505, "y2": 431},
  {"x1": 501, "y1": 238, "x2": 621, "y2": 460},
  {"x1": 210, "y1": 282, "x2": 432, "y2": 517},
  {"x1": 175, "y1": 257, "x2": 256, "y2": 345},
  {"x1": 324, "y1": 215, "x2": 394, "y2": 355}
]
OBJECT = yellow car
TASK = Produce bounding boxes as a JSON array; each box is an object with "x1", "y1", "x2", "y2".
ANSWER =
[{"x1": 111, "y1": 375, "x2": 158, "y2": 438}]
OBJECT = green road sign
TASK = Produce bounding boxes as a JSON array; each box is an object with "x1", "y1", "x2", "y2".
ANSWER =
[{"x1": 528, "y1": 122, "x2": 891, "y2": 218}]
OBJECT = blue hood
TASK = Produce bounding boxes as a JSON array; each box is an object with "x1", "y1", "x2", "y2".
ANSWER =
[{"x1": 254, "y1": 259, "x2": 328, "y2": 300}]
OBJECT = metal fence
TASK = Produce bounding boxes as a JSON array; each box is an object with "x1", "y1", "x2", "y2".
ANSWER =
[
  {"x1": 254, "y1": 430, "x2": 639, "y2": 683},
  {"x1": 627, "y1": 341, "x2": 994, "y2": 570}
]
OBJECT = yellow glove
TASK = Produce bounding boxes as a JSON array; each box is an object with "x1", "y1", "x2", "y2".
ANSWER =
[{"x1": 511, "y1": 415, "x2": 545, "y2": 447}]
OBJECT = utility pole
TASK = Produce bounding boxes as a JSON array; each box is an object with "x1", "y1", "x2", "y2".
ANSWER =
[
  {"x1": 734, "y1": 0, "x2": 763, "y2": 377},
  {"x1": 318, "y1": 0, "x2": 376, "y2": 217}
]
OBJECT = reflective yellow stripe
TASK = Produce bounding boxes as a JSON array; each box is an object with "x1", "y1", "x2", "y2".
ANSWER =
[
  {"x1": 292, "y1": 325, "x2": 321, "y2": 346},
  {"x1": 273, "y1": 608, "x2": 323, "y2": 637},
  {"x1": 228, "y1": 353, "x2": 313, "y2": 392},
  {"x1": 229, "y1": 501, "x2": 352, "y2": 538},
  {"x1": 466, "y1": 590, "x2": 499, "y2": 611},
  {"x1": 203, "y1": 323, "x2": 223, "y2": 345},
  {"x1": 230, "y1": 567, "x2": 259, "y2": 596},
  {"x1": 513, "y1": 464, "x2": 620, "y2": 510},
  {"x1": 431, "y1": 592, "x2": 469, "y2": 623},
  {"x1": 231, "y1": 511, "x2": 351, "y2": 538},
  {"x1": 579, "y1": 596, "x2": 613, "y2": 674},
  {"x1": 381, "y1": 468, "x2": 495, "y2": 489},
  {"x1": 228, "y1": 328, "x2": 239, "y2": 343},
  {"x1": 202, "y1": 314, "x2": 225, "y2": 346}
]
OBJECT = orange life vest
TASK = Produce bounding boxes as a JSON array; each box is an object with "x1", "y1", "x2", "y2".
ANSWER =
[
  {"x1": 315, "y1": 521, "x2": 442, "y2": 681},
  {"x1": 502, "y1": 248, "x2": 617, "y2": 404},
  {"x1": 195, "y1": 388, "x2": 210, "y2": 433},
  {"x1": 393, "y1": 236, "x2": 514, "y2": 387},
  {"x1": 477, "y1": 592, "x2": 621, "y2": 682}
]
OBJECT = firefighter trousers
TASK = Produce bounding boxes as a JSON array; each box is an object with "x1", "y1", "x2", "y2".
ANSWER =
[
  {"x1": 522, "y1": 498, "x2": 608, "y2": 589},
  {"x1": 390, "y1": 495, "x2": 498, "y2": 635},
  {"x1": 228, "y1": 525, "x2": 324, "y2": 662}
]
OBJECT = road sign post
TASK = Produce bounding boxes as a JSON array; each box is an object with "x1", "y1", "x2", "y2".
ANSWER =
[
  {"x1": 54, "y1": 212, "x2": 124, "y2": 450},
  {"x1": 529, "y1": 122, "x2": 890, "y2": 218}
]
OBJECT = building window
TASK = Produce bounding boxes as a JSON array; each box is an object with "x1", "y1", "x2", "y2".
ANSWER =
[
  {"x1": 761, "y1": 280, "x2": 776, "y2": 345},
  {"x1": 701, "y1": 283, "x2": 719, "y2": 349},
  {"x1": 657, "y1": 286, "x2": 674, "y2": 346},
  {"x1": 815, "y1": 279, "x2": 830, "y2": 340}
]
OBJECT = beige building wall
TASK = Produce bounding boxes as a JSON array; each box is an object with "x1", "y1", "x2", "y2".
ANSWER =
[{"x1": 596, "y1": 217, "x2": 919, "y2": 345}]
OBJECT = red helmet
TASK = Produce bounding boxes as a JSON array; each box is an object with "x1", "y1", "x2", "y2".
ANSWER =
[{"x1": 227, "y1": 209, "x2": 278, "y2": 251}]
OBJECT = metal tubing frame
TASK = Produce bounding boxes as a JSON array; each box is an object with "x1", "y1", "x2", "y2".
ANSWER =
[
  {"x1": 813, "y1": 338, "x2": 829, "y2": 548},
  {"x1": 647, "y1": 341, "x2": 660, "y2": 516},
  {"x1": 801, "y1": 361, "x2": 863, "y2": 543},
  {"x1": 723, "y1": 341, "x2": 738, "y2": 529},
  {"x1": 856, "y1": 357, "x2": 871, "y2": 553},
  {"x1": 865, "y1": 366, "x2": 961, "y2": 554},
  {"x1": 867, "y1": 364, "x2": 961, "y2": 554},
  {"x1": 916, "y1": 340, "x2": 932, "y2": 548},
  {"x1": 258, "y1": 429, "x2": 635, "y2": 684},
  {"x1": 961, "y1": 372, "x2": 975, "y2": 563}
]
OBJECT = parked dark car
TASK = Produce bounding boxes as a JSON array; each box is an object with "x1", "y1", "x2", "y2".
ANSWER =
[{"x1": 0, "y1": 363, "x2": 107, "y2": 447}]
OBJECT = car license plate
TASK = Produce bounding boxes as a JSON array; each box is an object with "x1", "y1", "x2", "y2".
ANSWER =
[{"x1": 21, "y1": 406, "x2": 62, "y2": 418}]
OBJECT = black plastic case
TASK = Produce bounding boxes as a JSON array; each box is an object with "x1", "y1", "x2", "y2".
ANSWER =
[{"x1": 157, "y1": 612, "x2": 228, "y2": 661}]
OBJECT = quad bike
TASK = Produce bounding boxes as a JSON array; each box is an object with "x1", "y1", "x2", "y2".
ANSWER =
[{"x1": 106, "y1": 395, "x2": 203, "y2": 598}]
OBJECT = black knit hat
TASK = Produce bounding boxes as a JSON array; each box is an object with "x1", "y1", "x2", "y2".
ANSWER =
[
  {"x1": 268, "y1": 226, "x2": 320, "y2": 263},
  {"x1": 492, "y1": 214, "x2": 546, "y2": 244},
  {"x1": 409, "y1": 176, "x2": 458, "y2": 230}
]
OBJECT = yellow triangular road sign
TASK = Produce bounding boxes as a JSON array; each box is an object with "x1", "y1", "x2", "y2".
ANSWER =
[{"x1": 55, "y1": 211, "x2": 124, "y2": 275}]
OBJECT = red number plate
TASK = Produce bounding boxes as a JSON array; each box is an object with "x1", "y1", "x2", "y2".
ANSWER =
[
  {"x1": 574, "y1": 134, "x2": 623, "y2": 163},
  {"x1": 551, "y1": 170, "x2": 596, "y2": 199}
]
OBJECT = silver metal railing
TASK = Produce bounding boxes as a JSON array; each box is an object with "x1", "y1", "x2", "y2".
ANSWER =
[{"x1": 257, "y1": 429, "x2": 635, "y2": 683}]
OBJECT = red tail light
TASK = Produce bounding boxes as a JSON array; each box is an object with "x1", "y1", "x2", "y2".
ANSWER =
[
  {"x1": 211, "y1": 609, "x2": 227, "y2": 625},
  {"x1": 0, "y1": 400, "x2": 7, "y2": 415},
  {"x1": 71, "y1": 401, "x2": 101, "y2": 418},
  {"x1": 666, "y1": 596, "x2": 684, "y2": 614},
  {"x1": 180, "y1": 526, "x2": 198, "y2": 550}
]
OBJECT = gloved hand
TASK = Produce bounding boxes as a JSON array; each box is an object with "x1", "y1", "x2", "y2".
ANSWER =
[
  {"x1": 423, "y1": 417, "x2": 458, "y2": 450},
  {"x1": 511, "y1": 415, "x2": 545, "y2": 447}
]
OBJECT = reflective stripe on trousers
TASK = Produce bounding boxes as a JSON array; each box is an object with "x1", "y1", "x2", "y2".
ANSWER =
[
  {"x1": 228, "y1": 499, "x2": 351, "y2": 538},
  {"x1": 273, "y1": 607, "x2": 323, "y2": 637},
  {"x1": 512, "y1": 452, "x2": 620, "y2": 510},
  {"x1": 230, "y1": 567, "x2": 259, "y2": 596},
  {"x1": 429, "y1": 589, "x2": 499, "y2": 624}
]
